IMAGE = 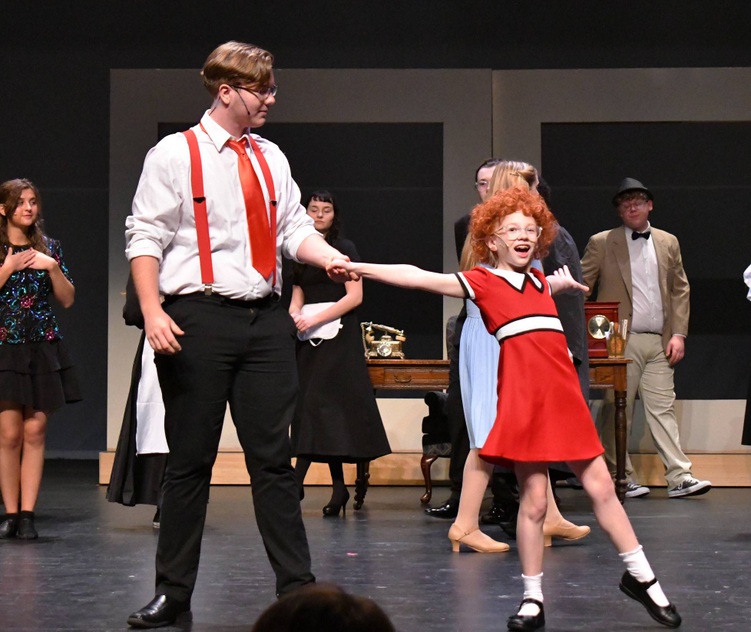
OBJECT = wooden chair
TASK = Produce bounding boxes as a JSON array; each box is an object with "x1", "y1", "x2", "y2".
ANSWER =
[{"x1": 419, "y1": 315, "x2": 457, "y2": 504}]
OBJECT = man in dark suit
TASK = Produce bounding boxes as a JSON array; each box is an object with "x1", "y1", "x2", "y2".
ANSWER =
[
  {"x1": 537, "y1": 179, "x2": 589, "y2": 402},
  {"x1": 425, "y1": 158, "x2": 506, "y2": 521},
  {"x1": 581, "y1": 178, "x2": 711, "y2": 499}
]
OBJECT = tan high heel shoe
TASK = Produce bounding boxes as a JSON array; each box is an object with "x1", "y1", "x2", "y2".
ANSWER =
[
  {"x1": 542, "y1": 519, "x2": 591, "y2": 547},
  {"x1": 448, "y1": 524, "x2": 510, "y2": 553}
]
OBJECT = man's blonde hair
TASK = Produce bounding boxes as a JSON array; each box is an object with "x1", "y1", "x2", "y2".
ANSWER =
[{"x1": 201, "y1": 41, "x2": 274, "y2": 96}]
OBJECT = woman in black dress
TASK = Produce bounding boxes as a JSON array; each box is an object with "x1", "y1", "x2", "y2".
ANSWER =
[{"x1": 290, "y1": 191, "x2": 390, "y2": 517}]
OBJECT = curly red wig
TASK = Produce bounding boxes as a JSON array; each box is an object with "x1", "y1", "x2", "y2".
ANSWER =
[{"x1": 469, "y1": 185, "x2": 558, "y2": 265}]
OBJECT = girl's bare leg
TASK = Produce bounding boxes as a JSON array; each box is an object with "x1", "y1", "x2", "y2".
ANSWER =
[
  {"x1": 569, "y1": 456, "x2": 638, "y2": 552},
  {"x1": 0, "y1": 405, "x2": 24, "y2": 513},
  {"x1": 514, "y1": 462, "x2": 549, "y2": 576},
  {"x1": 20, "y1": 409, "x2": 47, "y2": 512},
  {"x1": 569, "y1": 455, "x2": 681, "y2": 627},
  {"x1": 509, "y1": 462, "x2": 549, "y2": 623}
]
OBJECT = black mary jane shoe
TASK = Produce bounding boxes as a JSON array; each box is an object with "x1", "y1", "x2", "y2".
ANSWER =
[
  {"x1": 507, "y1": 598, "x2": 545, "y2": 631},
  {"x1": 322, "y1": 489, "x2": 350, "y2": 518},
  {"x1": 619, "y1": 571, "x2": 682, "y2": 628},
  {"x1": 0, "y1": 515, "x2": 19, "y2": 539},
  {"x1": 424, "y1": 498, "x2": 459, "y2": 519},
  {"x1": 127, "y1": 594, "x2": 192, "y2": 629}
]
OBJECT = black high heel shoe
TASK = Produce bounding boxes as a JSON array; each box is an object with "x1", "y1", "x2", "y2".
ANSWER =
[{"x1": 322, "y1": 489, "x2": 350, "y2": 517}]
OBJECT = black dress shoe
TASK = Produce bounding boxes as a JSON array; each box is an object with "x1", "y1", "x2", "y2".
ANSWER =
[
  {"x1": 16, "y1": 513, "x2": 38, "y2": 540},
  {"x1": 481, "y1": 502, "x2": 518, "y2": 539},
  {"x1": 0, "y1": 515, "x2": 18, "y2": 539},
  {"x1": 507, "y1": 598, "x2": 545, "y2": 631},
  {"x1": 127, "y1": 595, "x2": 192, "y2": 628},
  {"x1": 480, "y1": 501, "x2": 518, "y2": 524},
  {"x1": 619, "y1": 571, "x2": 682, "y2": 628},
  {"x1": 424, "y1": 498, "x2": 459, "y2": 519}
]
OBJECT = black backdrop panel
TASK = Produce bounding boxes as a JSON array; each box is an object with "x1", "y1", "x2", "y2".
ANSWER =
[
  {"x1": 159, "y1": 122, "x2": 445, "y2": 360},
  {"x1": 542, "y1": 122, "x2": 751, "y2": 399}
]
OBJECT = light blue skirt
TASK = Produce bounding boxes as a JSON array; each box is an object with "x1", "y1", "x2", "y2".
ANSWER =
[{"x1": 459, "y1": 299, "x2": 499, "y2": 449}]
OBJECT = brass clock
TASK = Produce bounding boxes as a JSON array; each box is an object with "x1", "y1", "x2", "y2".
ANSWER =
[{"x1": 587, "y1": 314, "x2": 612, "y2": 339}]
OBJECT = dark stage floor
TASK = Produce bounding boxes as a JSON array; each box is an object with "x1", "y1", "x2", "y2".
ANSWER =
[{"x1": 1, "y1": 460, "x2": 749, "y2": 631}]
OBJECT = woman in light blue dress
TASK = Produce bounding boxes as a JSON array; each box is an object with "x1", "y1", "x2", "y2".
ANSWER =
[
  {"x1": 448, "y1": 162, "x2": 590, "y2": 555},
  {"x1": 459, "y1": 267, "x2": 498, "y2": 450}
]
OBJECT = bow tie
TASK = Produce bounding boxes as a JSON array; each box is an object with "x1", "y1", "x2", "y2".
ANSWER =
[{"x1": 631, "y1": 230, "x2": 651, "y2": 240}]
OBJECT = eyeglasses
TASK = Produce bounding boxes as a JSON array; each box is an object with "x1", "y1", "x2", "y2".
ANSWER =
[
  {"x1": 233, "y1": 83, "x2": 278, "y2": 101},
  {"x1": 495, "y1": 225, "x2": 542, "y2": 241},
  {"x1": 617, "y1": 195, "x2": 648, "y2": 209},
  {"x1": 475, "y1": 179, "x2": 489, "y2": 191}
]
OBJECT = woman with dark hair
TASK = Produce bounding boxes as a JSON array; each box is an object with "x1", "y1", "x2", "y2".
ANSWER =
[
  {"x1": 0, "y1": 178, "x2": 81, "y2": 540},
  {"x1": 290, "y1": 190, "x2": 390, "y2": 517}
]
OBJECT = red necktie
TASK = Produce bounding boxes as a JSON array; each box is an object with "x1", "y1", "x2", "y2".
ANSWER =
[{"x1": 227, "y1": 138, "x2": 275, "y2": 278}]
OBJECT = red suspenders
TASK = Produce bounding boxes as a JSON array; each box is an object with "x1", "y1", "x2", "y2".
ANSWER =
[{"x1": 182, "y1": 128, "x2": 278, "y2": 292}]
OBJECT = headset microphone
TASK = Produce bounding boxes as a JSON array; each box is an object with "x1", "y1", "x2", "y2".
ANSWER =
[{"x1": 233, "y1": 87, "x2": 252, "y2": 117}]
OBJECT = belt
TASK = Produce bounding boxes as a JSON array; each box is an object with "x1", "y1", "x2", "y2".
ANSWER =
[{"x1": 163, "y1": 292, "x2": 278, "y2": 309}]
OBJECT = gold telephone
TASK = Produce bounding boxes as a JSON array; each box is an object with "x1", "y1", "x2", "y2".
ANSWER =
[{"x1": 361, "y1": 322, "x2": 406, "y2": 359}]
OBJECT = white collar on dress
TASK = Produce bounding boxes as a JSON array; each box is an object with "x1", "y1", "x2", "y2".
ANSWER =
[{"x1": 484, "y1": 266, "x2": 543, "y2": 291}]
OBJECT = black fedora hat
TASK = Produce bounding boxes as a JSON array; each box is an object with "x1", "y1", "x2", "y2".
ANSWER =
[{"x1": 612, "y1": 178, "x2": 653, "y2": 206}]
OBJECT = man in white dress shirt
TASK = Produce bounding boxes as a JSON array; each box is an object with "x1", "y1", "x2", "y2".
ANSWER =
[
  {"x1": 581, "y1": 178, "x2": 711, "y2": 500},
  {"x1": 124, "y1": 41, "x2": 350, "y2": 628}
]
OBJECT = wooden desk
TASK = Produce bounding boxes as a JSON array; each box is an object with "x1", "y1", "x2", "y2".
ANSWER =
[
  {"x1": 367, "y1": 358, "x2": 631, "y2": 504},
  {"x1": 589, "y1": 357, "x2": 632, "y2": 503},
  {"x1": 367, "y1": 359, "x2": 450, "y2": 391},
  {"x1": 367, "y1": 359, "x2": 450, "y2": 504}
]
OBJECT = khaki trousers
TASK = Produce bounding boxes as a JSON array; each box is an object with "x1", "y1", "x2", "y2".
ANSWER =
[{"x1": 598, "y1": 332, "x2": 692, "y2": 489}]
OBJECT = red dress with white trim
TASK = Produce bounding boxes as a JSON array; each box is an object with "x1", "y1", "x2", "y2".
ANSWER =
[{"x1": 456, "y1": 266, "x2": 603, "y2": 466}]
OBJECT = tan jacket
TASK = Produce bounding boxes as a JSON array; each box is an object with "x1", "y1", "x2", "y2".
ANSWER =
[{"x1": 580, "y1": 226, "x2": 690, "y2": 350}]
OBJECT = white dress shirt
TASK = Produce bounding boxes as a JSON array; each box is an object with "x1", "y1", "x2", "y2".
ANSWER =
[
  {"x1": 626, "y1": 223, "x2": 664, "y2": 334},
  {"x1": 125, "y1": 112, "x2": 317, "y2": 300}
]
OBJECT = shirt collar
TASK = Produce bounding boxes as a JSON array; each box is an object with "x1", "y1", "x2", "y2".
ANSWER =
[
  {"x1": 625, "y1": 222, "x2": 652, "y2": 240},
  {"x1": 485, "y1": 266, "x2": 543, "y2": 291},
  {"x1": 199, "y1": 111, "x2": 252, "y2": 152}
]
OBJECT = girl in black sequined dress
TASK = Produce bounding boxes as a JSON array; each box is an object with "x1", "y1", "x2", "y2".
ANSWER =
[{"x1": 0, "y1": 179, "x2": 81, "y2": 540}]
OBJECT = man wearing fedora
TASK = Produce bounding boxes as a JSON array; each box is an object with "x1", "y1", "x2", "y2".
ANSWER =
[{"x1": 581, "y1": 178, "x2": 711, "y2": 499}]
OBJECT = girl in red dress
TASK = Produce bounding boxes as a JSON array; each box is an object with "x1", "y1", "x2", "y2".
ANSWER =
[{"x1": 333, "y1": 186, "x2": 681, "y2": 631}]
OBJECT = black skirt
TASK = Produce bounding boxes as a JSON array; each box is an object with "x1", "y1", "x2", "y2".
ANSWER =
[
  {"x1": 291, "y1": 310, "x2": 391, "y2": 463},
  {"x1": 0, "y1": 339, "x2": 81, "y2": 412}
]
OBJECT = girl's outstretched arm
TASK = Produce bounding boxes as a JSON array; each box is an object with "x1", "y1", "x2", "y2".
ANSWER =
[
  {"x1": 331, "y1": 259, "x2": 465, "y2": 298},
  {"x1": 547, "y1": 264, "x2": 588, "y2": 296}
]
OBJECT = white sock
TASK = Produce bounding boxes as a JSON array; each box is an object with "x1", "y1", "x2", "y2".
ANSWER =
[
  {"x1": 619, "y1": 546, "x2": 669, "y2": 607},
  {"x1": 519, "y1": 573, "x2": 543, "y2": 616}
]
